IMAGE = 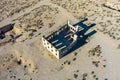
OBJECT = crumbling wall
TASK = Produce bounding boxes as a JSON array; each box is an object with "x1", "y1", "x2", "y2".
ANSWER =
[
  {"x1": 46, "y1": 24, "x2": 68, "y2": 40},
  {"x1": 68, "y1": 21, "x2": 79, "y2": 33},
  {"x1": 42, "y1": 36, "x2": 60, "y2": 59}
]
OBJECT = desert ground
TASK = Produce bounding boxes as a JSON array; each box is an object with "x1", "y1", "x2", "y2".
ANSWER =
[{"x1": 0, "y1": 0, "x2": 120, "y2": 80}]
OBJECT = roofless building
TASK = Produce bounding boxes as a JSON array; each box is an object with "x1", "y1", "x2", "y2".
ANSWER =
[{"x1": 42, "y1": 20, "x2": 84, "y2": 59}]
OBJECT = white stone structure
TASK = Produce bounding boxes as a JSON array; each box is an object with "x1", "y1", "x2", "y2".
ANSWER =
[{"x1": 42, "y1": 21, "x2": 83, "y2": 59}]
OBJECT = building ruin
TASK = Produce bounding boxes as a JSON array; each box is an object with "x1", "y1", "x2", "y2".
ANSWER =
[
  {"x1": 0, "y1": 23, "x2": 14, "y2": 39},
  {"x1": 42, "y1": 20, "x2": 85, "y2": 59}
]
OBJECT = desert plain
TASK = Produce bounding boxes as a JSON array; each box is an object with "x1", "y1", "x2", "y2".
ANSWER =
[{"x1": 0, "y1": 0, "x2": 120, "y2": 80}]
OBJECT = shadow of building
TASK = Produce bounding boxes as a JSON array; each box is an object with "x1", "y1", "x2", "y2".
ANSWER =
[{"x1": 64, "y1": 18, "x2": 97, "y2": 56}]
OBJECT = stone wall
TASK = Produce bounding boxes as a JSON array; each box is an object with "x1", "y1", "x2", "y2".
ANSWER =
[
  {"x1": 42, "y1": 36, "x2": 60, "y2": 59},
  {"x1": 68, "y1": 21, "x2": 79, "y2": 33}
]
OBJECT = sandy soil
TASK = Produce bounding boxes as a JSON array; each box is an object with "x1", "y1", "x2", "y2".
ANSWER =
[{"x1": 0, "y1": 0, "x2": 120, "y2": 80}]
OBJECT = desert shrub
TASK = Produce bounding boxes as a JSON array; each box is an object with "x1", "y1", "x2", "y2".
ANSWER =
[
  {"x1": 67, "y1": 61, "x2": 71, "y2": 65},
  {"x1": 29, "y1": 32, "x2": 34, "y2": 37},
  {"x1": 74, "y1": 74, "x2": 78, "y2": 79},
  {"x1": 91, "y1": 71, "x2": 94, "y2": 74},
  {"x1": 117, "y1": 44, "x2": 120, "y2": 49},
  {"x1": 73, "y1": 58, "x2": 76, "y2": 61}
]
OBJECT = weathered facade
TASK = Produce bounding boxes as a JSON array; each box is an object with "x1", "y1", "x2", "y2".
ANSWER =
[{"x1": 42, "y1": 21, "x2": 83, "y2": 59}]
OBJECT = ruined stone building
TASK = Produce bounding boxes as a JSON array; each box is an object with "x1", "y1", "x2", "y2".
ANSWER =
[{"x1": 42, "y1": 21, "x2": 84, "y2": 59}]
